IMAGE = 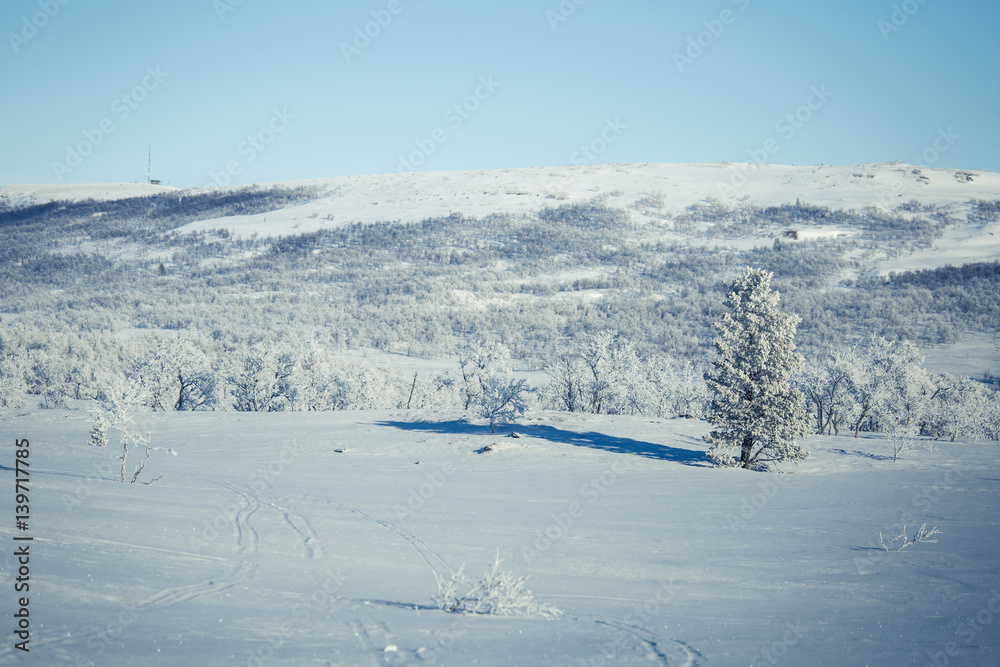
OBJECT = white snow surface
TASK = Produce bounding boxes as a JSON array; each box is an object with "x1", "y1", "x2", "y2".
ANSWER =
[
  {"x1": 7, "y1": 161, "x2": 998, "y2": 235},
  {"x1": 168, "y1": 162, "x2": 1000, "y2": 241},
  {"x1": 3, "y1": 407, "x2": 999, "y2": 665},
  {"x1": 0, "y1": 182, "x2": 178, "y2": 207}
]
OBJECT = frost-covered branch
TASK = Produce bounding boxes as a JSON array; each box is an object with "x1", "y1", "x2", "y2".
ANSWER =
[{"x1": 879, "y1": 523, "x2": 941, "y2": 551}]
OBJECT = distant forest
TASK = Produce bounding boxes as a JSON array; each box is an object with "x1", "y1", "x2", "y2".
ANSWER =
[{"x1": 0, "y1": 186, "x2": 997, "y2": 429}]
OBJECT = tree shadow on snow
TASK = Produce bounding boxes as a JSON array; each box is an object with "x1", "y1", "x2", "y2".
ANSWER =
[
  {"x1": 828, "y1": 448, "x2": 894, "y2": 462},
  {"x1": 374, "y1": 419, "x2": 711, "y2": 466}
]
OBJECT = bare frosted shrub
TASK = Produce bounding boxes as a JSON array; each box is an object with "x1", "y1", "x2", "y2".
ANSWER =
[
  {"x1": 433, "y1": 550, "x2": 561, "y2": 619},
  {"x1": 879, "y1": 523, "x2": 941, "y2": 552}
]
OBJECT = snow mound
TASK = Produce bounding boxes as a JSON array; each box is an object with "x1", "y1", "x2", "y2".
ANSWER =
[{"x1": 477, "y1": 438, "x2": 527, "y2": 454}]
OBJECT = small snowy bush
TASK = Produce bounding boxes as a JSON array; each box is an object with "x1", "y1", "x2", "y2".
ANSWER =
[
  {"x1": 40, "y1": 387, "x2": 69, "y2": 410},
  {"x1": 433, "y1": 550, "x2": 561, "y2": 619},
  {"x1": 88, "y1": 411, "x2": 109, "y2": 447}
]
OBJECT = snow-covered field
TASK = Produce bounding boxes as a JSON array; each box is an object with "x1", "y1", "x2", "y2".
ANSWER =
[
  {"x1": 6, "y1": 161, "x2": 998, "y2": 240},
  {"x1": 172, "y1": 162, "x2": 1000, "y2": 243},
  {"x1": 3, "y1": 407, "x2": 998, "y2": 666}
]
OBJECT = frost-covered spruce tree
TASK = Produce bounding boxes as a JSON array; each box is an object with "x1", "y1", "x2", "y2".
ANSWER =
[{"x1": 704, "y1": 268, "x2": 810, "y2": 469}]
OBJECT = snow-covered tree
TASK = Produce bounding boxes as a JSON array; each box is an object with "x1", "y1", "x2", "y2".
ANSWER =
[
  {"x1": 983, "y1": 389, "x2": 1000, "y2": 443},
  {"x1": 800, "y1": 352, "x2": 854, "y2": 435},
  {"x1": 460, "y1": 341, "x2": 529, "y2": 432},
  {"x1": 95, "y1": 377, "x2": 170, "y2": 483},
  {"x1": 545, "y1": 331, "x2": 652, "y2": 416},
  {"x1": 842, "y1": 335, "x2": 931, "y2": 439},
  {"x1": 227, "y1": 343, "x2": 297, "y2": 412},
  {"x1": 926, "y1": 373, "x2": 991, "y2": 443},
  {"x1": 459, "y1": 340, "x2": 513, "y2": 410},
  {"x1": 0, "y1": 355, "x2": 28, "y2": 409},
  {"x1": 403, "y1": 371, "x2": 461, "y2": 410},
  {"x1": 474, "y1": 373, "x2": 530, "y2": 433},
  {"x1": 88, "y1": 410, "x2": 110, "y2": 448},
  {"x1": 646, "y1": 354, "x2": 709, "y2": 419},
  {"x1": 577, "y1": 330, "x2": 650, "y2": 415},
  {"x1": 330, "y1": 364, "x2": 401, "y2": 411},
  {"x1": 704, "y1": 268, "x2": 810, "y2": 469},
  {"x1": 545, "y1": 354, "x2": 588, "y2": 413},
  {"x1": 433, "y1": 549, "x2": 561, "y2": 619},
  {"x1": 130, "y1": 335, "x2": 216, "y2": 411}
]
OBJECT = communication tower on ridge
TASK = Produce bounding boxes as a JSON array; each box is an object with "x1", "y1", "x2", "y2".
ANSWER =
[{"x1": 146, "y1": 144, "x2": 161, "y2": 186}]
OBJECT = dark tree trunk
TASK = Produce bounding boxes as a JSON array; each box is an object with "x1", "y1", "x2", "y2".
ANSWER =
[{"x1": 740, "y1": 435, "x2": 755, "y2": 469}]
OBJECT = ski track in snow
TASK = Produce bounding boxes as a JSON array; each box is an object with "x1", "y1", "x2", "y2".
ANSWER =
[
  {"x1": 0, "y1": 562, "x2": 261, "y2": 662},
  {"x1": 593, "y1": 619, "x2": 703, "y2": 666},
  {"x1": 218, "y1": 482, "x2": 261, "y2": 556},
  {"x1": 301, "y1": 492, "x2": 451, "y2": 577},
  {"x1": 255, "y1": 491, "x2": 325, "y2": 560},
  {"x1": 0, "y1": 484, "x2": 264, "y2": 663},
  {"x1": 350, "y1": 618, "x2": 418, "y2": 665},
  {"x1": 133, "y1": 483, "x2": 263, "y2": 610},
  {"x1": 138, "y1": 561, "x2": 258, "y2": 610}
]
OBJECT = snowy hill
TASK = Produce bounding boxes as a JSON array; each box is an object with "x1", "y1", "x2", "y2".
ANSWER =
[
  {"x1": 9, "y1": 161, "x2": 996, "y2": 274},
  {"x1": 4, "y1": 162, "x2": 999, "y2": 234},
  {"x1": 172, "y1": 161, "x2": 1000, "y2": 245}
]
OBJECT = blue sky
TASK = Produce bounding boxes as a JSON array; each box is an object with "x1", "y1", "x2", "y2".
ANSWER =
[{"x1": 2, "y1": 0, "x2": 998, "y2": 187}]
